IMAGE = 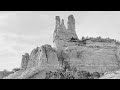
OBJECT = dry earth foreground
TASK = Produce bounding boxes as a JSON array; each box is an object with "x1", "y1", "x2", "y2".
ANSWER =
[{"x1": 3, "y1": 15, "x2": 120, "y2": 79}]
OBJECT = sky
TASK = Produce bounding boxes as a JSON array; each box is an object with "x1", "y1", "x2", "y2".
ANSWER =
[{"x1": 0, "y1": 11, "x2": 120, "y2": 71}]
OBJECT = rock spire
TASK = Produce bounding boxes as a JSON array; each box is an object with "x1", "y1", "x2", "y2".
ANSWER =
[
  {"x1": 53, "y1": 15, "x2": 79, "y2": 50},
  {"x1": 21, "y1": 53, "x2": 29, "y2": 69},
  {"x1": 55, "y1": 16, "x2": 60, "y2": 30},
  {"x1": 67, "y1": 15, "x2": 75, "y2": 32}
]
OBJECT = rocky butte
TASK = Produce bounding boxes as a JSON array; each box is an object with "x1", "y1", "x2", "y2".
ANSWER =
[{"x1": 3, "y1": 15, "x2": 120, "y2": 79}]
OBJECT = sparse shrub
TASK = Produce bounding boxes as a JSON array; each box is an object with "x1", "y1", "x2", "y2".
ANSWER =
[
  {"x1": 65, "y1": 71, "x2": 74, "y2": 79},
  {"x1": 76, "y1": 71, "x2": 91, "y2": 79},
  {"x1": 80, "y1": 36, "x2": 120, "y2": 45},
  {"x1": 45, "y1": 71, "x2": 53, "y2": 79},
  {"x1": 70, "y1": 37, "x2": 78, "y2": 42},
  {"x1": 45, "y1": 67, "x2": 102, "y2": 79},
  {"x1": 91, "y1": 72, "x2": 100, "y2": 79},
  {"x1": 12, "y1": 68, "x2": 21, "y2": 72},
  {"x1": 81, "y1": 36, "x2": 85, "y2": 41}
]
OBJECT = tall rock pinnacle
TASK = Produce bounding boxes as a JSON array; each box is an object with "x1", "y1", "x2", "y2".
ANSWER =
[
  {"x1": 53, "y1": 15, "x2": 79, "y2": 50},
  {"x1": 55, "y1": 16, "x2": 60, "y2": 30},
  {"x1": 67, "y1": 15, "x2": 75, "y2": 32},
  {"x1": 21, "y1": 53, "x2": 29, "y2": 69}
]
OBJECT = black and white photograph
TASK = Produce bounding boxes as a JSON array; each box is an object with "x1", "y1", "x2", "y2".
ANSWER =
[{"x1": 0, "y1": 11, "x2": 120, "y2": 79}]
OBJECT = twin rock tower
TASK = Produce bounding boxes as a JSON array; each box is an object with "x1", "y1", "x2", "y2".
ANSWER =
[{"x1": 53, "y1": 15, "x2": 79, "y2": 50}]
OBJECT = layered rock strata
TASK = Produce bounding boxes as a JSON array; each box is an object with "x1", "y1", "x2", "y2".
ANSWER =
[
  {"x1": 64, "y1": 46, "x2": 120, "y2": 73},
  {"x1": 4, "y1": 15, "x2": 120, "y2": 79},
  {"x1": 27, "y1": 44, "x2": 61, "y2": 70}
]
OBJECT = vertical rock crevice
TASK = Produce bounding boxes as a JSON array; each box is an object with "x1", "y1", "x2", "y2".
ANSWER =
[{"x1": 60, "y1": 19, "x2": 66, "y2": 30}]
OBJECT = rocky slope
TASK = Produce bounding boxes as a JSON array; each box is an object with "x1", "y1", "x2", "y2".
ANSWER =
[
  {"x1": 3, "y1": 15, "x2": 120, "y2": 79},
  {"x1": 0, "y1": 70, "x2": 13, "y2": 79}
]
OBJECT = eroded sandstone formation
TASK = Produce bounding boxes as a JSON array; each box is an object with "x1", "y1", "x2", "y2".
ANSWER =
[
  {"x1": 64, "y1": 46, "x2": 120, "y2": 73},
  {"x1": 4, "y1": 44, "x2": 61, "y2": 79},
  {"x1": 4, "y1": 15, "x2": 120, "y2": 79},
  {"x1": 67, "y1": 15, "x2": 75, "y2": 31},
  {"x1": 21, "y1": 53, "x2": 29, "y2": 69},
  {"x1": 53, "y1": 15, "x2": 79, "y2": 50},
  {"x1": 27, "y1": 44, "x2": 61, "y2": 70}
]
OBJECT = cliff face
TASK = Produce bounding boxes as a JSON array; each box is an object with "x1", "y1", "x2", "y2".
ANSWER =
[
  {"x1": 53, "y1": 15, "x2": 120, "y2": 73},
  {"x1": 4, "y1": 15, "x2": 120, "y2": 79},
  {"x1": 4, "y1": 45, "x2": 61, "y2": 79},
  {"x1": 64, "y1": 46, "x2": 120, "y2": 73},
  {"x1": 27, "y1": 44, "x2": 61, "y2": 70}
]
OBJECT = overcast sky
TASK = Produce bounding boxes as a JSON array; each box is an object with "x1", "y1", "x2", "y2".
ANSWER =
[{"x1": 0, "y1": 11, "x2": 120, "y2": 71}]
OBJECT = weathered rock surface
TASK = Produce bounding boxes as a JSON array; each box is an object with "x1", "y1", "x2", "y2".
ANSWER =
[
  {"x1": 4, "y1": 15, "x2": 120, "y2": 79},
  {"x1": 64, "y1": 46, "x2": 120, "y2": 73},
  {"x1": 27, "y1": 44, "x2": 61, "y2": 70},
  {"x1": 4, "y1": 44, "x2": 61, "y2": 79},
  {"x1": 67, "y1": 15, "x2": 75, "y2": 31},
  {"x1": 21, "y1": 53, "x2": 29, "y2": 69},
  {"x1": 53, "y1": 15, "x2": 79, "y2": 50},
  {"x1": 53, "y1": 15, "x2": 120, "y2": 76}
]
